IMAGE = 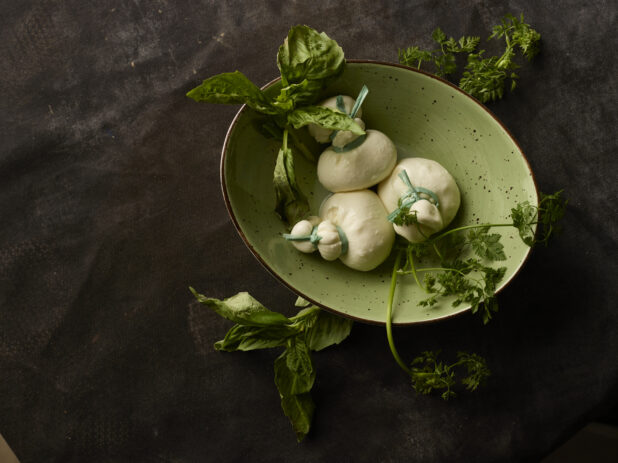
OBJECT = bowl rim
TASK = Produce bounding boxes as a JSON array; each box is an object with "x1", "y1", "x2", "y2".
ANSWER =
[{"x1": 220, "y1": 59, "x2": 540, "y2": 326}]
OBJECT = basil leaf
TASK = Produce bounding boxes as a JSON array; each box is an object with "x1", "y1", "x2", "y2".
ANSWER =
[
  {"x1": 280, "y1": 393, "x2": 314, "y2": 442},
  {"x1": 290, "y1": 304, "x2": 319, "y2": 326},
  {"x1": 273, "y1": 145, "x2": 310, "y2": 224},
  {"x1": 273, "y1": 79, "x2": 324, "y2": 111},
  {"x1": 306, "y1": 310, "x2": 353, "y2": 351},
  {"x1": 190, "y1": 288, "x2": 292, "y2": 326},
  {"x1": 274, "y1": 336, "x2": 316, "y2": 441},
  {"x1": 294, "y1": 296, "x2": 311, "y2": 308},
  {"x1": 287, "y1": 105, "x2": 365, "y2": 134},
  {"x1": 214, "y1": 324, "x2": 299, "y2": 352},
  {"x1": 274, "y1": 337, "x2": 315, "y2": 396},
  {"x1": 277, "y1": 25, "x2": 345, "y2": 85},
  {"x1": 186, "y1": 71, "x2": 279, "y2": 115}
]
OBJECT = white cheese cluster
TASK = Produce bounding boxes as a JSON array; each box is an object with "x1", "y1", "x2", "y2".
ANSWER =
[{"x1": 285, "y1": 88, "x2": 461, "y2": 271}]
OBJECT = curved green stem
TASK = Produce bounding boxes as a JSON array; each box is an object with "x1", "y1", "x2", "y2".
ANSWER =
[
  {"x1": 282, "y1": 128, "x2": 289, "y2": 151},
  {"x1": 288, "y1": 128, "x2": 315, "y2": 162},
  {"x1": 386, "y1": 250, "x2": 412, "y2": 376},
  {"x1": 432, "y1": 222, "x2": 514, "y2": 241},
  {"x1": 406, "y1": 249, "x2": 427, "y2": 293},
  {"x1": 432, "y1": 242, "x2": 444, "y2": 261}
]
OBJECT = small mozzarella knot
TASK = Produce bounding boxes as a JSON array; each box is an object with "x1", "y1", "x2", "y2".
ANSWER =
[
  {"x1": 283, "y1": 216, "x2": 321, "y2": 253},
  {"x1": 316, "y1": 220, "x2": 343, "y2": 261}
]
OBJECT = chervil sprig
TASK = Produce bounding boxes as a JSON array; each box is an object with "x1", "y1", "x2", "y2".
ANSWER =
[
  {"x1": 410, "y1": 351, "x2": 491, "y2": 400},
  {"x1": 399, "y1": 13, "x2": 541, "y2": 103},
  {"x1": 460, "y1": 13, "x2": 541, "y2": 102},
  {"x1": 398, "y1": 27, "x2": 480, "y2": 78},
  {"x1": 385, "y1": 191, "x2": 566, "y2": 394},
  {"x1": 385, "y1": 251, "x2": 492, "y2": 399}
]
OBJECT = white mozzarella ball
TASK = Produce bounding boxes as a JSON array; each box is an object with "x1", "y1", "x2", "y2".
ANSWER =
[
  {"x1": 378, "y1": 158, "x2": 461, "y2": 243},
  {"x1": 319, "y1": 190, "x2": 395, "y2": 271},
  {"x1": 317, "y1": 129, "x2": 397, "y2": 192}
]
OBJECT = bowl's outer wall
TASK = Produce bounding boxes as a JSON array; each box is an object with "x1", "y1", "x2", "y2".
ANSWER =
[{"x1": 222, "y1": 61, "x2": 538, "y2": 324}]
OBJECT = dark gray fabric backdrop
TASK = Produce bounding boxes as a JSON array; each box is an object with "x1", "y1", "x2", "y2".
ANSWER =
[{"x1": 1, "y1": 1, "x2": 616, "y2": 462}]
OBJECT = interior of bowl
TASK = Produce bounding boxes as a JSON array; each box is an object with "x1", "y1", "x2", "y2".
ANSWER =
[{"x1": 221, "y1": 61, "x2": 538, "y2": 325}]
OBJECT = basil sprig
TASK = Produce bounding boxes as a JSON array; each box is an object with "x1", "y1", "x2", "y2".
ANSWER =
[
  {"x1": 188, "y1": 25, "x2": 364, "y2": 225},
  {"x1": 190, "y1": 289, "x2": 353, "y2": 441}
]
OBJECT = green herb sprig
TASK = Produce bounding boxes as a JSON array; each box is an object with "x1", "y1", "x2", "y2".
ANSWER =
[
  {"x1": 385, "y1": 252, "x2": 491, "y2": 397},
  {"x1": 410, "y1": 351, "x2": 491, "y2": 400},
  {"x1": 385, "y1": 191, "x2": 567, "y2": 384},
  {"x1": 398, "y1": 28, "x2": 479, "y2": 78},
  {"x1": 398, "y1": 13, "x2": 541, "y2": 102},
  {"x1": 190, "y1": 289, "x2": 353, "y2": 442},
  {"x1": 188, "y1": 25, "x2": 364, "y2": 225}
]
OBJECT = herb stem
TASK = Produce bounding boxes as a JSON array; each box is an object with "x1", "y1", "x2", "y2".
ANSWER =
[
  {"x1": 433, "y1": 222, "x2": 514, "y2": 241},
  {"x1": 386, "y1": 250, "x2": 412, "y2": 376},
  {"x1": 416, "y1": 267, "x2": 466, "y2": 275},
  {"x1": 407, "y1": 249, "x2": 427, "y2": 293},
  {"x1": 288, "y1": 127, "x2": 315, "y2": 162},
  {"x1": 432, "y1": 242, "x2": 444, "y2": 261}
]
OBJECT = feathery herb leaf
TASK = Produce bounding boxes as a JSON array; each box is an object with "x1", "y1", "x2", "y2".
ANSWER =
[
  {"x1": 410, "y1": 350, "x2": 490, "y2": 400},
  {"x1": 398, "y1": 13, "x2": 540, "y2": 102}
]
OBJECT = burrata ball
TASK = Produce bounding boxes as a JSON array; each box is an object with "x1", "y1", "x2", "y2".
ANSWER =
[
  {"x1": 377, "y1": 157, "x2": 461, "y2": 242},
  {"x1": 319, "y1": 190, "x2": 395, "y2": 271},
  {"x1": 317, "y1": 129, "x2": 397, "y2": 192}
]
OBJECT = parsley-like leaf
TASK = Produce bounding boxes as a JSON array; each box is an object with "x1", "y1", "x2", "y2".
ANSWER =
[
  {"x1": 399, "y1": 14, "x2": 540, "y2": 103},
  {"x1": 511, "y1": 200, "x2": 538, "y2": 246},
  {"x1": 460, "y1": 13, "x2": 541, "y2": 102},
  {"x1": 390, "y1": 201, "x2": 421, "y2": 226},
  {"x1": 511, "y1": 190, "x2": 567, "y2": 246},
  {"x1": 399, "y1": 28, "x2": 480, "y2": 78},
  {"x1": 468, "y1": 226, "x2": 507, "y2": 261},
  {"x1": 537, "y1": 190, "x2": 567, "y2": 245},
  {"x1": 410, "y1": 350, "x2": 490, "y2": 400}
]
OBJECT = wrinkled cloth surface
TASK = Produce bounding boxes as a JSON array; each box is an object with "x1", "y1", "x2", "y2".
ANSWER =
[{"x1": 1, "y1": 1, "x2": 617, "y2": 462}]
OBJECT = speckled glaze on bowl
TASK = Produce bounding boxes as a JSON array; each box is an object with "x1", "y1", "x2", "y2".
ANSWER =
[{"x1": 221, "y1": 60, "x2": 538, "y2": 325}]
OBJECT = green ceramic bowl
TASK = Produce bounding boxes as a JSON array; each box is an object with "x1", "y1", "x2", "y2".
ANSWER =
[{"x1": 221, "y1": 60, "x2": 538, "y2": 325}]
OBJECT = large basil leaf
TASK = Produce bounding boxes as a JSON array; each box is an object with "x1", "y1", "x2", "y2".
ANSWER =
[
  {"x1": 277, "y1": 25, "x2": 345, "y2": 85},
  {"x1": 214, "y1": 324, "x2": 299, "y2": 352},
  {"x1": 186, "y1": 71, "x2": 279, "y2": 115},
  {"x1": 190, "y1": 289, "x2": 292, "y2": 326},
  {"x1": 274, "y1": 336, "x2": 316, "y2": 442},
  {"x1": 274, "y1": 337, "x2": 315, "y2": 396},
  {"x1": 287, "y1": 106, "x2": 365, "y2": 134},
  {"x1": 280, "y1": 393, "x2": 315, "y2": 442},
  {"x1": 306, "y1": 309, "x2": 353, "y2": 351},
  {"x1": 273, "y1": 145, "x2": 310, "y2": 225}
]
